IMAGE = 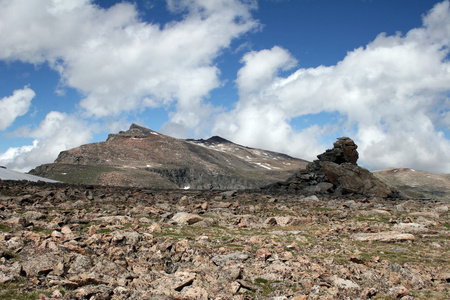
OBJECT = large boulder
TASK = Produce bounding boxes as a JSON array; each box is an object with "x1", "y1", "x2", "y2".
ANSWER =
[
  {"x1": 265, "y1": 137, "x2": 395, "y2": 197},
  {"x1": 317, "y1": 137, "x2": 358, "y2": 164},
  {"x1": 321, "y1": 161, "x2": 392, "y2": 197}
]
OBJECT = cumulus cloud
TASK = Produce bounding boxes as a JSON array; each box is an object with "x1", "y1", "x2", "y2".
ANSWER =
[
  {"x1": 214, "y1": 1, "x2": 450, "y2": 173},
  {"x1": 0, "y1": 0, "x2": 258, "y2": 128},
  {"x1": 0, "y1": 111, "x2": 92, "y2": 172},
  {"x1": 0, "y1": 0, "x2": 260, "y2": 170},
  {"x1": 0, "y1": 87, "x2": 35, "y2": 130}
]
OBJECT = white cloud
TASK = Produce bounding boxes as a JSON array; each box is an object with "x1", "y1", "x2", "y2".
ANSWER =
[
  {"x1": 0, "y1": 87, "x2": 35, "y2": 130},
  {"x1": 0, "y1": 111, "x2": 92, "y2": 172},
  {"x1": 237, "y1": 46, "x2": 297, "y2": 96},
  {"x1": 0, "y1": 140, "x2": 39, "y2": 168},
  {"x1": 214, "y1": 0, "x2": 450, "y2": 173},
  {"x1": 0, "y1": 0, "x2": 258, "y2": 127}
]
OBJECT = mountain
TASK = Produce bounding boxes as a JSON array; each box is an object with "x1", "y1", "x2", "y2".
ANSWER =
[
  {"x1": 373, "y1": 168, "x2": 450, "y2": 202},
  {"x1": 0, "y1": 166, "x2": 59, "y2": 183},
  {"x1": 29, "y1": 124, "x2": 308, "y2": 189}
]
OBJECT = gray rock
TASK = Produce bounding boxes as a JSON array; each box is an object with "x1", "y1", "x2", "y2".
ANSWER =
[
  {"x1": 392, "y1": 222, "x2": 431, "y2": 234},
  {"x1": 68, "y1": 254, "x2": 93, "y2": 274},
  {"x1": 212, "y1": 253, "x2": 249, "y2": 266},
  {"x1": 333, "y1": 277, "x2": 360, "y2": 289},
  {"x1": 351, "y1": 231, "x2": 415, "y2": 242},
  {"x1": 20, "y1": 251, "x2": 64, "y2": 277},
  {"x1": 171, "y1": 212, "x2": 203, "y2": 225}
]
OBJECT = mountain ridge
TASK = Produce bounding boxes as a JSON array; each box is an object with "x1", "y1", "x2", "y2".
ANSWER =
[
  {"x1": 29, "y1": 124, "x2": 308, "y2": 189},
  {"x1": 373, "y1": 167, "x2": 450, "y2": 201}
]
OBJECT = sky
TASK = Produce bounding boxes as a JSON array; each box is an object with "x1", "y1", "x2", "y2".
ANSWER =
[{"x1": 0, "y1": 0, "x2": 450, "y2": 174}]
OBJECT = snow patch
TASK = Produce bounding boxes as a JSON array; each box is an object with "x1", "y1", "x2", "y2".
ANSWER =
[
  {"x1": 255, "y1": 162, "x2": 272, "y2": 170},
  {"x1": 0, "y1": 168, "x2": 59, "y2": 182}
]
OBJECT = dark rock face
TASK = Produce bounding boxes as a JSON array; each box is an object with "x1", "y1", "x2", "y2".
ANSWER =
[
  {"x1": 317, "y1": 137, "x2": 358, "y2": 165},
  {"x1": 321, "y1": 161, "x2": 393, "y2": 196},
  {"x1": 266, "y1": 137, "x2": 395, "y2": 197}
]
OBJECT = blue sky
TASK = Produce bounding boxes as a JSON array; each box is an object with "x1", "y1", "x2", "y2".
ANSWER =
[{"x1": 1, "y1": 0, "x2": 449, "y2": 173}]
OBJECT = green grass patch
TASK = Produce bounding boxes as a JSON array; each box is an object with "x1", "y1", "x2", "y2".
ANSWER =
[
  {"x1": 253, "y1": 277, "x2": 278, "y2": 297},
  {"x1": 152, "y1": 231, "x2": 195, "y2": 240},
  {"x1": 357, "y1": 241, "x2": 449, "y2": 266},
  {"x1": 1, "y1": 248, "x2": 18, "y2": 259},
  {"x1": 411, "y1": 290, "x2": 450, "y2": 300},
  {"x1": 0, "y1": 281, "x2": 67, "y2": 300},
  {"x1": 373, "y1": 295, "x2": 398, "y2": 300},
  {"x1": 0, "y1": 224, "x2": 11, "y2": 232},
  {"x1": 32, "y1": 226, "x2": 53, "y2": 235},
  {"x1": 97, "y1": 228, "x2": 113, "y2": 234},
  {"x1": 40, "y1": 164, "x2": 121, "y2": 185},
  {"x1": 214, "y1": 243, "x2": 245, "y2": 250},
  {"x1": 350, "y1": 214, "x2": 391, "y2": 223}
]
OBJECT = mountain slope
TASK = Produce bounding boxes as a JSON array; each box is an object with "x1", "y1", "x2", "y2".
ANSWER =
[
  {"x1": 29, "y1": 124, "x2": 308, "y2": 189},
  {"x1": 373, "y1": 168, "x2": 450, "y2": 202}
]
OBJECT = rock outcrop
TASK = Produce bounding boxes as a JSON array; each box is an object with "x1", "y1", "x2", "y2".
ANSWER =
[{"x1": 266, "y1": 137, "x2": 395, "y2": 197}]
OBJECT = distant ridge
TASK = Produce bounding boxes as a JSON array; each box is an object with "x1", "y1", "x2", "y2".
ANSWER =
[
  {"x1": 30, "y1": 124, "x2": 308, "y2": 189},
  {"x1": 373, "y1": 167, "x2": 450, "y2": 201}
]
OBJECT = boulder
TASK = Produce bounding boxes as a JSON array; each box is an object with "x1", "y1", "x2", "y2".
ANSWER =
[
  {"x1": 265, "y1": 137, "x2": 396, "y2": 197},
  {"x1": 317, "y1": 137, "x2": 358, "y2": 164},
  {"x1": 171, "y1": 212, "x2": 203, "y2": 225},
  {"x1": 350, "y1": 231, "x2": 415, "y2": 242},
  {"x1": 321, "y1": 161, "x2": 392, "y2": 197}
]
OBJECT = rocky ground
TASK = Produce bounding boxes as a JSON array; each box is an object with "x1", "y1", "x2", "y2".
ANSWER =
[{"x1": 0, "y1": 180, "x2": 449, "y2": 299}]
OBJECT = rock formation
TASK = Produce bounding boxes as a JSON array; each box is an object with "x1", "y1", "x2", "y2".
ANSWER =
[{"x1": 266, "y1": 137, "x2": 395, "y2": 197}]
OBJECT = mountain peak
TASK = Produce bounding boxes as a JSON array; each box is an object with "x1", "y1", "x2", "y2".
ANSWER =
[
  {"x1": 206, "y1": 136, "x2": 232, "y2": 144},
  {"x1": 106, "y1": 123, "x2": 163, "y2": 142}
]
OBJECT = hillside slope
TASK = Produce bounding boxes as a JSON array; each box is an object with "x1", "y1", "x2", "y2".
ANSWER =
[
  {"x1": 373, "y1": 168, "x2": 450, "y2": 202},
  {"x1": 29, "y1": 124, "x2": 307, "y2": 189}
]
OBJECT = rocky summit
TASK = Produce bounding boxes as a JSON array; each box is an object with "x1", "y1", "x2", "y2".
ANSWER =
[
  {"x1": 29, "y1": 124, "x2": 307, "y2": 190},
  {"x1": 266, "y1": 137, "x2": 395, "y2": 197},
  {"x1": 0, "y1": 180, "x2": 448, "y2": 299}
]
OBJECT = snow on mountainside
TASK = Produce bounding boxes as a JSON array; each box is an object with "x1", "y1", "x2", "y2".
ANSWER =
[
  {"x1": 0, "y1": 167, "x2": 59, "y2": 183},
  {"x1": 187, "y1": 136, "x2": 299, "y2": 171}
]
